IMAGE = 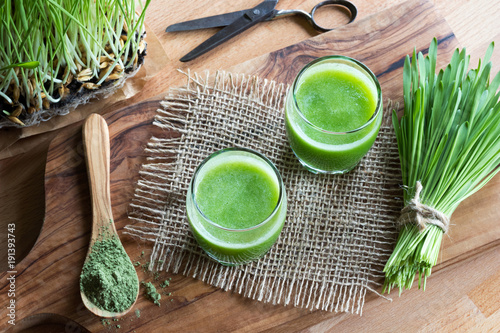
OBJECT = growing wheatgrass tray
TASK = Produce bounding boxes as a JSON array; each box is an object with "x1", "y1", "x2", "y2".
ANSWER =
[{"x1": 0, "y1": 0, "x2": 151, "y2": 128}]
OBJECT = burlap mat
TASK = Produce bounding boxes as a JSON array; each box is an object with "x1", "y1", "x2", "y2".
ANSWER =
[{"x1": 125, "y1": 70, "x2": 402, "y2": 314}]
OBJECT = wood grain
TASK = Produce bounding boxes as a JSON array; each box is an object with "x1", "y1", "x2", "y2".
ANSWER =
[
  {"x1": 1, "y1": 0, "x2": 500, "y2": 332},
  {"x1": 82, "y1": 114, "x2": 114, "y2": 235}
]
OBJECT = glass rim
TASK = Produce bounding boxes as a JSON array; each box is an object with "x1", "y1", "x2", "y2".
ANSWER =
[
  {"x1": 190, "y1": 147, "x2": 285, "y2": 232},
  {"x1": 291, "y1": 55, "x2": 382, "y2": 135}
]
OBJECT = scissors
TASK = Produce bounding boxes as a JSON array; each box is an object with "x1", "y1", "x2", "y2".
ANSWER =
[{"x1": 166, "y1": 0, "x2": 357, "y2": 62}]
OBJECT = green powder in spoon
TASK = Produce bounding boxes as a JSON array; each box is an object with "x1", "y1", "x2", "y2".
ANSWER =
[{"x1": 80, "y1": 234, "x2": 138, "y2": 313}]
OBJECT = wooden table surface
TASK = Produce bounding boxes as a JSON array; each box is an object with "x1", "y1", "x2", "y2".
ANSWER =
[{"x1": 1, "y1": 0, "x2": 500, "y2": 332}]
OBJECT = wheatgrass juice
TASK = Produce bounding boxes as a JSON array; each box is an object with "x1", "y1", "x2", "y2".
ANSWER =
[
  {"x1": 186, "y1": 148, "x2": 287, "y2": 266},
  {"x1": 285, "y1": 56, "x2": 382, "y2": 174}
]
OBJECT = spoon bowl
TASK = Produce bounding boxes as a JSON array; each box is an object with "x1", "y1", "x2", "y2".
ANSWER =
[{"x1": 80, "y1": 113, "x2": 139, "y2": 318}]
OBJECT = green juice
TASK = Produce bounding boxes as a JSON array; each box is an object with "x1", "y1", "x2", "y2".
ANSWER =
[
  {"x1": 285, "y1": 56, "x2": 382, "y2": 173},
  {"x1": 187, "y1": 149, "x2": 286, "y2": 265}
]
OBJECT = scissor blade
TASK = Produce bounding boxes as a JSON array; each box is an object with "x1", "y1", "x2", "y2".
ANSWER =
[
  {"x1": 180, "y1": 1, "x2": 278, "y2": 62},
  {"x1": 166, "y1": 10, "x2": 247, "y2": 32}
]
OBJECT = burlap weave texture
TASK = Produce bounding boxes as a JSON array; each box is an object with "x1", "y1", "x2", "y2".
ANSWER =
[{"x1": 125, "y1": 71, "x2": 402, "y2": 314}]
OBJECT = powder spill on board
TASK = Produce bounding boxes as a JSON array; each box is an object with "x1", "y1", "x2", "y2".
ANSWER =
[
  {"x1": 80, "y1": 226, "x2": 138, "y2": 313},
  {"x1": 142, "y1": 281, "x2": 161, "y2": 306},
  {"x1": 160, "y1": 279, "x2": 170, "y2": 288},
  {"x1": 129, "y1": 250, "x2": 175, "y2": 308}
]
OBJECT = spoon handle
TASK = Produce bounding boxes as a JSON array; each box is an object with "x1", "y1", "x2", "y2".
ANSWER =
[{"x1": 83, "y1": 114, "x2": 114, "y2": 230}]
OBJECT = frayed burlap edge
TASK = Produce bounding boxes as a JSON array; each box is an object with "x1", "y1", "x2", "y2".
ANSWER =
[{"x1": 125, "y1": 70, "x2": 402, "y2": 315}]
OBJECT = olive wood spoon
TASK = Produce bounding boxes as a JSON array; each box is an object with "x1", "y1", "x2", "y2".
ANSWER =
[{"x1": 80, "y1": 113, "x2": 139, "y2": 317}]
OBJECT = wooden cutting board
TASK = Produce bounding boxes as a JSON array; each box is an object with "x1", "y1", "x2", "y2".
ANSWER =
[{"x1": 2, "y1": 1, "x2": 499, "y2": 332}]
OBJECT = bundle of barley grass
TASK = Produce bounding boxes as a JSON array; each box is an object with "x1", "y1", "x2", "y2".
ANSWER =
[
  {"x1": 384, "y1": 38, "x2": 500, "y2": 294},
  {"x1": 0, "y1": 0, "x2": 151, "y2": 127}
]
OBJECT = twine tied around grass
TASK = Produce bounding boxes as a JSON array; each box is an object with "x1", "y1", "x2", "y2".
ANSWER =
[{"x1": 397, "y1": 181, "x2": 450, "y2": 233}]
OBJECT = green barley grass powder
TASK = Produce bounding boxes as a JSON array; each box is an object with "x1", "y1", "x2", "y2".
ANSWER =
[{"x1": 80, "y1": 234, "x2": 138, "y2": 313}]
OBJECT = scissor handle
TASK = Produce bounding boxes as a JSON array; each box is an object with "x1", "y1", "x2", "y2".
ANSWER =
[
  {"x1": 312, "y1": 0, "x2": 357, "y2": 31},
  {"x1": 274, "y1": 0, "x2": 357, "y2": 33}
]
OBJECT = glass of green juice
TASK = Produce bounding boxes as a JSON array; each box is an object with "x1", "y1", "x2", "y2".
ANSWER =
[
  {"x1": 285, "y1": 55, "x2": 382, "y2": 174},
  {"x1": 186, "y1": 148, "x2": 287, "y2": 266}
]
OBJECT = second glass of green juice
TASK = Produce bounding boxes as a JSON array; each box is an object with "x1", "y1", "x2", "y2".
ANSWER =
[
  {"x1": 186, "y1": 148, "x2": 287, "y2": 266},
  {"x1": 285, "y1": 55, "x2": 382, "y2": 174}
]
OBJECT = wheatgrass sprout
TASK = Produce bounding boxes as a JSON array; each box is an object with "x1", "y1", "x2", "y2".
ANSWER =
[
  {"x1": 0, "y1": 0, "x2": 151, "y2": 126},
  {"x1": 384, "y1": 38, "x2": 500, "y2": 294}
]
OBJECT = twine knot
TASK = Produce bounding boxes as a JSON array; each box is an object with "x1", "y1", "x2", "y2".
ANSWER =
[{"x1": 397, "y1": 181, "x2": 450, "y2": 233}]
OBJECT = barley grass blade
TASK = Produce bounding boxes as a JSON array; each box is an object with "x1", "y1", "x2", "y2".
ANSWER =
[{"x1": 384, "y1": 38, "x2": 500, "y2": 294}]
